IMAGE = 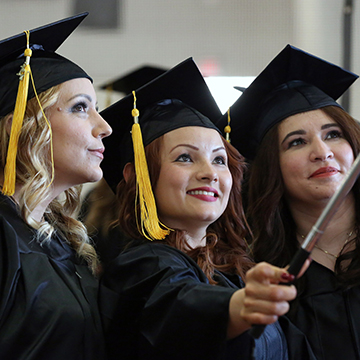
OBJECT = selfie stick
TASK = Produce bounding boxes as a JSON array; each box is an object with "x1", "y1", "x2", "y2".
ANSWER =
[{"x1": 249, "y1": 151, "x2": 360, "y2": 339}]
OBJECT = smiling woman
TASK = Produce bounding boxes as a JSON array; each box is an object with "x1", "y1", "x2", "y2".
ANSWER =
[
  {"x1": 152, "y1": 126, "x2": 232, "y2": 247},
  {"x1": 49, "y1": 78, "x2": 110, "y2": 189},
  {"x1": 0, "y1": 13, "x2": 112, "y2": 360},
  {"x1": 278, "y1": 109, "x2": 354, "y2": 209},
  {"x1": 98, "y1": 58, "x2": 316, "y2": 360},
  {"x1": 217, "y1": 44, "x2": 360, "y2": 360}
]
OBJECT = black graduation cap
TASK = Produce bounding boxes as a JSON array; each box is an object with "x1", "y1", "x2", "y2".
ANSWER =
[
  {"x1": 234, "y1": 86, "x2": 246, "y2": 92},
  {"x1": 0, "y1": 12, "x2": 91, "y2": 116},
  {"x1": 0, "y1": 12, "x2": 91, "y2": 196},
  {"x1": 101, "y1": 57, "x2": 222, "y2": 241},
  {"x1": 100, "y1": 57, "x2": 222, "y2": 192},
  {"x1": 100, "y1": 65, "x2": 168, "y2": 96},
  {"x1": 216, "y1": 44, "x2": 359, "y2": 160}
]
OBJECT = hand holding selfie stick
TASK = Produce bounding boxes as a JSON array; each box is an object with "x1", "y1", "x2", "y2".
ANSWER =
[{"x1": 249, "y1": 152, "x2": 360, "y2": 340}]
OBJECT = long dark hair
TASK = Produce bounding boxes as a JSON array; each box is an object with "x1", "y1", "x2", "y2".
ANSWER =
[
  {"x1": 247, "y1": 105, "x2": 360, "y2": 288},
  {"x1": 116, "y1": 133, "x2": 254, "y2": 283}
]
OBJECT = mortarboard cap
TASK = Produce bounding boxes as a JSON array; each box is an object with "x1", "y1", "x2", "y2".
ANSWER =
[
  {"x1": 216, "y1": 44, "x2": 359, "y2": 160},
  {"x1": 0, "y1": 12, "x2": 91, "y2": 117},
  {"x1": 100, "y1": 65, "x2": 168, "y2": 96},
  {"x1": 234, "y1": 86, "x2": 246, "y2": 92},
  {"x1": 101, "y1": 57, "x2": 222, "y2": 191},
  {"x1": 100, "y1": 57, "x2": 222, "y2": 241},
  {"x1": 0, "y1": 12, "x2": 91, "y2": 196}
]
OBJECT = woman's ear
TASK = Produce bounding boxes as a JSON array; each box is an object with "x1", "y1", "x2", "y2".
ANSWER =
[
  {"x1": 123, "y1": 162, "x2": 135, "y2": 183},
  {"x1": 5, "y1": 115, "x2": 13, "y2": 136}
]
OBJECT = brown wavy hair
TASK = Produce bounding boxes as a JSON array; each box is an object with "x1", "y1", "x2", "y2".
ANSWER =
[
  {"x1": 247, "y1": 105, "x2": 360, "y2": 288},
  {"x1": 83, "y1": 178, "x2": 118, "y2": 238},
  {"x1": 116, "y1": 133, "x2": 254, "y2": 284}
]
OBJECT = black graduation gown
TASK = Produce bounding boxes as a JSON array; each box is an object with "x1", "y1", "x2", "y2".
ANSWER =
[
  {"x1": 0, "y1": 195, "x2": 105, "y2": 360},
  {"x1": 100, "y1": 242, "x2": 316, "y2": 360},
  {"x1": 288, "y1": 260, "x2": 360, "y2": 360}
]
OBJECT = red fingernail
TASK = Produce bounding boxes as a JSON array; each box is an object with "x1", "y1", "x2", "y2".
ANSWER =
[{"x1": 281, "y1": 273, "x2": 295, "y2": 281}]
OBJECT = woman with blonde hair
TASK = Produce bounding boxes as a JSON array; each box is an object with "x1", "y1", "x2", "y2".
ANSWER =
[{"x1": 0, "y1": 13, "x2": 112, "y2": 360}]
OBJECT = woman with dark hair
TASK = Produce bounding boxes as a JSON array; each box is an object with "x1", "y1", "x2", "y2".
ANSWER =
[
  {"x1": 216, "y1": 44, "x2": 360, "y2": 360},
  {"x1": 250, "y1": 105, "x2": 360, "y2": 276},
  {"x1": 99, "y1": 58, "x2": 315, "y2": 360},
  {"x1": 0, "y1": 14, "x2": 112, "y2": 360}
]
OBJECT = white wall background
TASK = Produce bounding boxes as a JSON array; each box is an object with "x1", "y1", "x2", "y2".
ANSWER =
[{"x1": 0, "y1": 0, "x2": 359, "y2": 117}]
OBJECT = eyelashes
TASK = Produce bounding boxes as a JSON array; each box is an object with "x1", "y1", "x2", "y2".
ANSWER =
[
  {"x1": 213, "y1": 156, "x2": 227, "y2": 165},
  {"x1": 174, "y1": 153, "x2": 227, "y2": 165},
  {"x1": 286, "y1": 129, "x2": 344, "y2": 149},
  {"x1": 287, "y1": 138, "x2": 305, "y2": 149},
  {"x1": 175, "y1": 153, "x2": 191, "y2": 162},
  {"x1": 325, "y1": 129, "x2": 342, "y2": 140},
  {"x1": 71, "y1": 101, "x2": 88, "y2": 113}
]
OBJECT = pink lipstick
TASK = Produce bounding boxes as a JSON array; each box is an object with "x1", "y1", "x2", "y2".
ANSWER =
[{"x1": 186, "y1": 187, "x2": 218, "y2": 202}]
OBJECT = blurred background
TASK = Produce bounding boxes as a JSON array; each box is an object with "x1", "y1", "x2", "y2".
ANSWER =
[{"x1": 0, "y1": 0, "x2": 358, "y2": 117}]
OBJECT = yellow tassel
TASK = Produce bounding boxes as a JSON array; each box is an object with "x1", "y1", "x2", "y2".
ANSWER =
[
  {"x1": 2, "y1": 31, "x2": 32, "y2": 196},
  {"x1": 131, "y1": 91, "x2": 171, "y2": 240},
  {"x1": 28, "y1": 64, "x2": 55, "y2": 188},
  {"x1": 224, "y1": 108, "x2": 231, "y2": 143}
]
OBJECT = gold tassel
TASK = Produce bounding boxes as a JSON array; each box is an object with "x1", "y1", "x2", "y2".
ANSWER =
[
  {"x1": 224, "y1": 108, "x2": 231, "y2": 143},
  {"x1": 3, "y1": 30, "x2": 32, "y2": 196},
  {"x1": 131, "y1": 91, "x2": 171, "y2": 240},
  {"x1": 28, "y1": 64, "x2": 55, "y2": 188}
]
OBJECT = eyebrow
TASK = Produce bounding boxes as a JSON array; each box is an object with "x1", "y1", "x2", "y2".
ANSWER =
[
  {"x1": 67, "y1": 93, "x2": 93, "y2": 103},
  {"x1": 281, "y1": 122, "x2": 340, "y2": 144},
  {"x1": 170, "y1": 144, "x2": 225, "y2": 153}
]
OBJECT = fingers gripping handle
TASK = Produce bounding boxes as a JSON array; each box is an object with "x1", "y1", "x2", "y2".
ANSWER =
[{"x1": 248, "y1": 248, "x2": 310, "y2": 339}]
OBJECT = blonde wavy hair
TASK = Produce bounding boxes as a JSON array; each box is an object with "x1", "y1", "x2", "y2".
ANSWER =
[{"x1": 0, "y1": 84, "x2": 99, "y2": 274}]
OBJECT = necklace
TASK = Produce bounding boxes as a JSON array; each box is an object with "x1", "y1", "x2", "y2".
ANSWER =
[{"x1": 300, "y1": 230, "x2": 354, "y2": 259}]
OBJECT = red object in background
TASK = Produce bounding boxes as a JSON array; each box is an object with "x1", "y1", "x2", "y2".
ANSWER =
[{"x1": 198, "y1": 58, "x2": 220, "y2": 77}]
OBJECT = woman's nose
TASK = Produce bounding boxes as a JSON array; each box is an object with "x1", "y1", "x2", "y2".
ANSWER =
[
  {"x1": 93, "y1": 112, "x2": 112, "y2": 139},
  {"x1": 197, "y1": 162, "x2": 218, "y2": 182},
  {"x1": 310, "y1": 138, "x2": 333, "y2": 161}
]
